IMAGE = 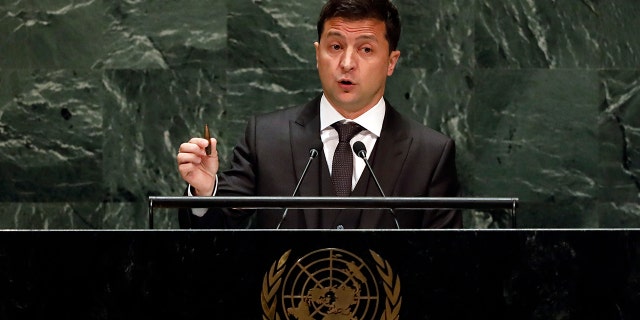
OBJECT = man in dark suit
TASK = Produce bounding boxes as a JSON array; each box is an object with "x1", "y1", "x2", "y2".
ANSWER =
[{"x1": 177, "y1": 0, "x2": 461, "y2": 229}]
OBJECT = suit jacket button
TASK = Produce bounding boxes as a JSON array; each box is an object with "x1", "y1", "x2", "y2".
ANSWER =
[{"x1": 336, "y1": 224, "x2": 344, "y2": 230}]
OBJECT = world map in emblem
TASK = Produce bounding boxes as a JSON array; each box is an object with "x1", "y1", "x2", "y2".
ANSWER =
[{"x1": 281, "y1": 248, "x2": 380, "y2": 320}]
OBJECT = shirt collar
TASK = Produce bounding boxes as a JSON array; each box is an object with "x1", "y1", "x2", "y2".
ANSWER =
[{"x1": 319, "y1": 94, "x2": 386, "y2": 137}]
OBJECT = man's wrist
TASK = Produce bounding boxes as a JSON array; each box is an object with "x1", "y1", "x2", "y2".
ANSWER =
[{"x1": 188, "y1": 176, "x2": 218, "y2": 197}]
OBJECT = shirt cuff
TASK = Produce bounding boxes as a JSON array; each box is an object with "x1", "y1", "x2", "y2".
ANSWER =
[{"x1": 188, "y1": 175, "x2": 218, "y2": 217}]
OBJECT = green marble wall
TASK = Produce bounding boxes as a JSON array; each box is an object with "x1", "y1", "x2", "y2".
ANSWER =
[{"x1": 0, "y1": 0, "x2": 638, "y2": 229}]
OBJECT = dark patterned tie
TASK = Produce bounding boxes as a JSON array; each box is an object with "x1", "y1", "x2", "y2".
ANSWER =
[{"x1": 331, "y1": 122, "x2": 364, "y2": 196}]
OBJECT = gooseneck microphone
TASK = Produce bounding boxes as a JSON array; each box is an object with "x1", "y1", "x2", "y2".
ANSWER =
[
  {"x1": 352, "y1": 141, "x2": 400, "y2": 229},
  {"x1": 275, "y1": 147, "x2": 319, "y2": 229}
]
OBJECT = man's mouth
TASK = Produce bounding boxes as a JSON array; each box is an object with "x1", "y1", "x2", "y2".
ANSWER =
[{"x1": 338, "y1": 79, "x2": 355, "y2": 90}]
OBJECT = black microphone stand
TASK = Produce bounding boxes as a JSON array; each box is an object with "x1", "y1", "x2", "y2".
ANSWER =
[
  {"x1": 353, "y1": 141, "x2": 400, "y2": 229},
  {"x1": 276, "y1": 148, "x2": 319, "y2": 229}
]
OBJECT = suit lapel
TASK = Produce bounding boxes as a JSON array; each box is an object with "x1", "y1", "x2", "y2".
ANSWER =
[
  {"x1": 290, "y1": 96, "x2": 323, "y2": 229},
  {"x1": 359, "y1": 103, "x2": 413, "y2": 229}
]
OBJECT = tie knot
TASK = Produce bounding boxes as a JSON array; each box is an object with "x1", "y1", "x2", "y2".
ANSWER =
[{"x1": 332, "y1": 122, "x2": 364, "y2": 142}]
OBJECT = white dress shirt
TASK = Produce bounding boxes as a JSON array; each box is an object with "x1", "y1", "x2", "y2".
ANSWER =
[{"x1": 319, "y1": 94, "x2": 385, "y2": 190}]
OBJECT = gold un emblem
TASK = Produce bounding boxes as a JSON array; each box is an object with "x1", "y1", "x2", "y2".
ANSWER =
[{"x1": 261, "y1": 248, "x2": 402, "y2": 320}]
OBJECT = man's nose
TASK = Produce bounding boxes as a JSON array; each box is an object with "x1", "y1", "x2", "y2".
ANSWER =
[{"x1": 339, "y1": 48, "x2": 356, "y2": 71}]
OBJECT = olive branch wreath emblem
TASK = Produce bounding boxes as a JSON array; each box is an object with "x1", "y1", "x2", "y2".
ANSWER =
[{"x1": 260, "y1": 249, "x2": 402, "y2": 320}]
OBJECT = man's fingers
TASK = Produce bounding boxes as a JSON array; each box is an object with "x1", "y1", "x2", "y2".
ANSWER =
[
  {"x1": 187, "y1": 137, "x2": 211, "y2": 148},
  {"x1": 178, "y1": 162, "x2": 210, "y2": 177},
  {"x1": 177, "y1": 152, "x2": 202, "y2": 165},
  {"x1": 180, "y1": 138, "x2": 217, "y2": 157}
]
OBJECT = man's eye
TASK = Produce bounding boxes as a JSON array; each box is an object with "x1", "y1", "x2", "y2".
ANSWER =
[
  {"x1": 331, "y1": 44, "x2": 341, "y2": 50},
  {"x1": 362, "y1": 47, "x2": 372, "y2": 53}
]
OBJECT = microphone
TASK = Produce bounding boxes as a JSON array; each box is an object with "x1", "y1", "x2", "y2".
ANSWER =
[
  {"x1": 352, "y1": 141, "x2": 400, "y2": 229},
  {"x1": 276, "y1": 147, "x2": 320, "y2": 229}
]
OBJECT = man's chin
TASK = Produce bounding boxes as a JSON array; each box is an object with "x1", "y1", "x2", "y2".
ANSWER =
[
  {"x1": 332, "y1": 96, "x2": 360, "y2": 108},
  {"x1": 333, "y1": 101, "x2": 372, "y2": 115}
]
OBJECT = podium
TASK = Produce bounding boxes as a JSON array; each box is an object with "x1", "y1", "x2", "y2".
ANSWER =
[
  {"x1": 3, "y1": 195, "x2": 638, "y2": 318},
  {"x1": 0, "y1": 229, "x2": 639, "y2": 319}
]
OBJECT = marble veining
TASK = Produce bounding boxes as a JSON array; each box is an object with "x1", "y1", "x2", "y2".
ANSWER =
[{"x1": 0, "y1": 0, "x2": 639, "y2": 229}]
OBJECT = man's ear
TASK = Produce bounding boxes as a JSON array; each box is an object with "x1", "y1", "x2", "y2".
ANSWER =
[
  {"x1": 314, "y1": 41, "x2": 320, "y2": 68},
  {"x1": 387, "y1": 50, "x2": 401, "y2": 76}
]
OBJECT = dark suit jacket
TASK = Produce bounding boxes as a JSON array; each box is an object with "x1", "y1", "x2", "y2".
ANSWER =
[{"x1": 179, "y1": 95, "x2": 461, "y2": 229}]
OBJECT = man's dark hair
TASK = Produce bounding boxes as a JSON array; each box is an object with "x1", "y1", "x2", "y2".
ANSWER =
[{"x1": 317, "y1": 0, "x2": 402, "y2": 52}]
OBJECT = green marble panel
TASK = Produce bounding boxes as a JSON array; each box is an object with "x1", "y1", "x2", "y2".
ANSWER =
[
  {"x1": 476, "y1": 0, "x2": 640, "y2": 68},
  {"x1": 1, "y1": 0, "x2": 639, "y2": 229},
  {"x1": 0, "y1": 202, "x2": 123, "y2": 229},
  {"x1": 102, "y1": 68, "x2": 225, "y2": 207},
  {"x1": 0, "y1": 69, "x2": 103, "y2": 202},
  {"x1": 0, "y1": 0, "x2": 114, "y2": 69},
  {"x1": 0, "y1": 0, "x2": 226, "y2": 69},
  {"x1": 96, "y1": 0, "x2": 227, "y2": 69},
  {"x1": 598, "y1": 70, "x2": 640, "y2": 227},
  {"x1": 468, "y1": 69, "x2": 601, "y2": 228},
  {"x1": 227, "y1": 0, "x2": 324, "y2": 69},
  {"x1": 396, "y1": 0, "x2": 475, "y2": 70}
]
